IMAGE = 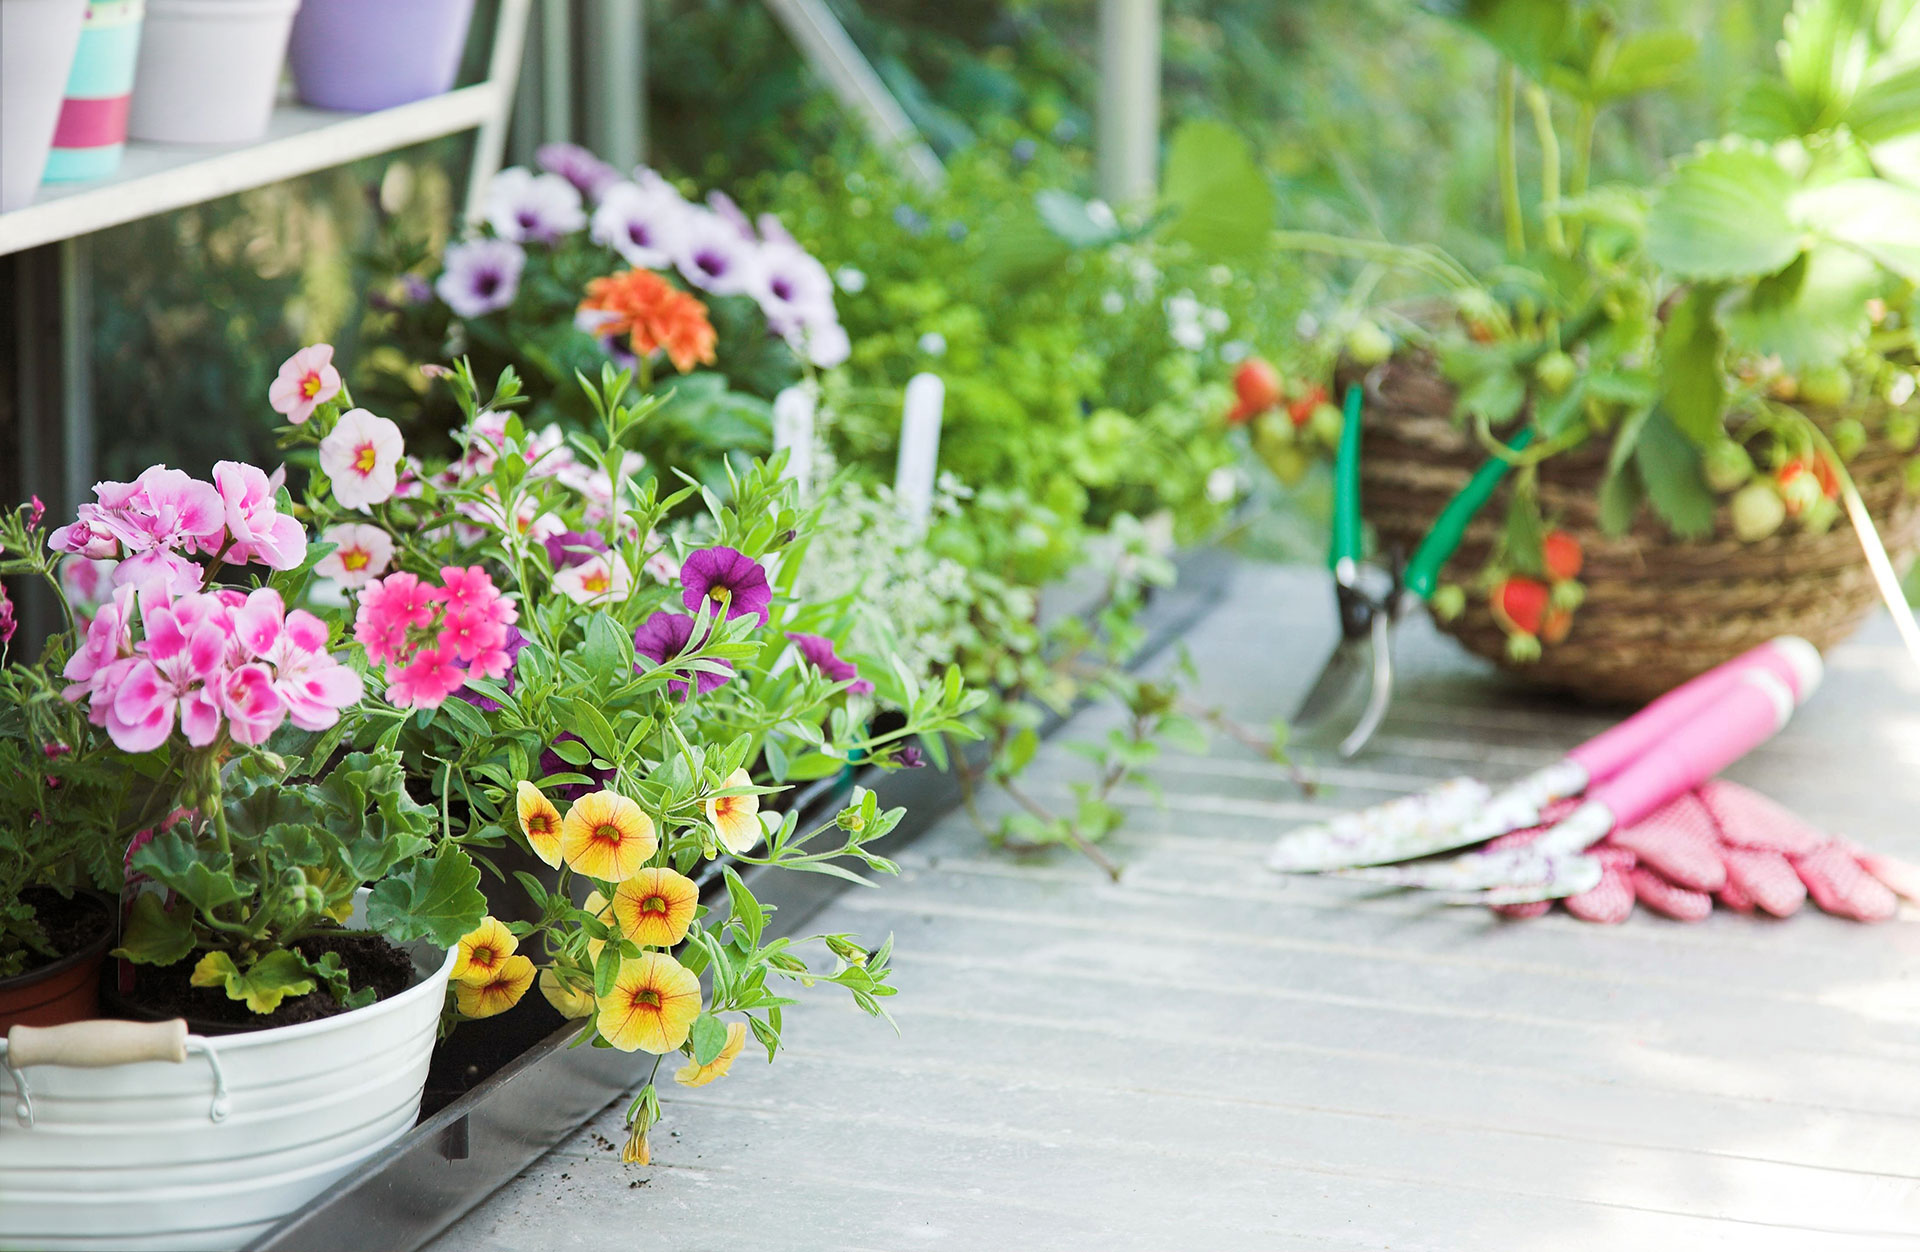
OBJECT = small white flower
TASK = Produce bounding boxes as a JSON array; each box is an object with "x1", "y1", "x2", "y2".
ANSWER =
[
  {"x1": 1891, "y1": 372, "x2": 1917, "y2": 405},
  {"x1": 1101, "y1": 290, "x2": 1125, "y2": 315},
  {"x1": 1221, "y1": 339, "x2": 1251, "y2": 363},
  {"x1": 1085, "y1": 200, "x2": 1118, "y2": 231},
  {"x1": 1171, "y1": 322, "x2": 1206, "y2": 351},
  {"x1": 918, "y1": 331, "x2": 947, "y2": 357},
  {"x1": 1203, "y1": 307, "x2": 1230, "y2": 332},
  {"x1": 1208, "y1": 264, "x2": 1233, "y2": 286},
  {"x1": 834, "y1": 266, "x2": 867, "y2": 293},
  {"x1": 315, "y1": 523, "x2": 394, "y2": 589},
  {"x1": 1206, "y1": 467, "x2": 1242, "y2": 504},
  {"x1": 319, "y1": 409, "x2": 405, "y2": 511},
  {"x1": 552, "y1": 554, "x2": 633, "y2": 605}
]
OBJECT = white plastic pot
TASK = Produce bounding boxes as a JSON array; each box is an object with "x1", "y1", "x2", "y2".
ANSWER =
[
  {"x1": 0, "y1": 908, "x2": 454, "y2": 1252},
  {"x1": 127, "y1": 0, "x2": 301, "y2": 144},
  {"x1": 0, "y1": 0, "x2": 90, "y2": 210}
]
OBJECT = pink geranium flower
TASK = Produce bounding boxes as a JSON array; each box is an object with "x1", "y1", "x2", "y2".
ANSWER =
[
  {"x1": 52, "y1": 466, "x2": 226, "y2": 594},
  {"x1": 319, "y1": 408, "x2": 405, "y2": 511},
  {"x1": 213, "y1": 461, "x2": 307, "y2": 570},
  {"x1": 315, "y1": 523, "x2": 393, "y2": 589},
  {"x1": 353, "y1": 566, "x2": 518, "y2": 710},
  {"x1": 268, "y1": 344, "x2": 342, "y2": 425}
]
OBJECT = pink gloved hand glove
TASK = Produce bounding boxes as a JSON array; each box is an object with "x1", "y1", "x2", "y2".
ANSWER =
[{"x1": 1490, "y1": 781, "x2": 1916, "y2": 925}]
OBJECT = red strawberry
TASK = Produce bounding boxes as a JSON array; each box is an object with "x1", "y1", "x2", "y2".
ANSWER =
[
  {"x1": 1490, "y1": 575, "x2": 1550, "y2": 637},
  {"x1": 1541, "y1": 530, "x2": 1582, "y2": 582},
  {"x1": 1287, "y1": 382, "x2": 1328, "y2": 428},
  {"x1": 1227, "y1": 358, "x2": 1282, "y2": 424}
]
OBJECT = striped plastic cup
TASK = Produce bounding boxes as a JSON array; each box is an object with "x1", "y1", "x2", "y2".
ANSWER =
[{"x1": 43, "y1": 0, "x2": 145, "y2": 182}]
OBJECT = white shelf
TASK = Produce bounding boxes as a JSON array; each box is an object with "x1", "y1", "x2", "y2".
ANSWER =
[{"x1": 0, "y1": 83, "x2": 505, "y2": 257}]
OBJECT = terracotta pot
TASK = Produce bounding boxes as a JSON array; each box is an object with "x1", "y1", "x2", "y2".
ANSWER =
[{"x1": 0, "y1": 890, "x2": 114, "y2": 1033}]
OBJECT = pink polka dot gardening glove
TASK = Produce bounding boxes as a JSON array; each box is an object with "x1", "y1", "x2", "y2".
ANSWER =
[{"x1": 1489, "y1": 781, "x2": 1919, "y2": 925}]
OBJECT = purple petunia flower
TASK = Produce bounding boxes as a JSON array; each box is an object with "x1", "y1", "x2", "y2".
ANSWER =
[
  {"x1": 590, "y1": 178, "x2": 687, "y2": 270},
  {"x1": 536, "y1": 142, "x2": 621, "y2": 201},
  {"x1": 543, "y1": 529, "x2": 610, "y2": 571},
  {"x1": 436, "y1": 237, "x2": 526, "y2": 318},
  {"x1": 633, "y1": 610, "x2": 732, "y2": 698},
  {"x1": 484, "y1": 167, "x2": 586, "y2": 244},
  {"x1": 756, "y1": 239, "x2": 837, "y2": 340},
  {"x1": 455, "y1": 626, "x2": 527, "y2": 712},
  {"x1": 539, "y1": 731, "x2": 617, "y2": 801},
  {"x1": 788, "y1": 632, "x2": 873, "y2": 695},
  {"x1": 679, "y1": 546, "x2": 772, "y2": 626},
  {"x1": 674, "y1": 206, "x2": 765, "y2": 299}
]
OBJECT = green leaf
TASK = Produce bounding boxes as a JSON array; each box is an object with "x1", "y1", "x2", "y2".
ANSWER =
[
  {"x1": 583, "y1": 611, "x2": 635, "y2": 677},
  {"x1": 1420, "y1": 0, "x2": 1569, "y2": 82},
  {"x1": 1633, "y1": 411, "x2": 1717, "y2": 539},
  {"x1": 1159, "y1": 120, "x2": 1275, "y2": 258},
  {"x1": 1647, "y1": 145, "x2": 1804, "y2": 279},
  {"x1": 1454, "y1": 368, "x2": 1527, "y2": 426},
  {"x1": 1591, "y1": 29, "x2": 1697, "y2": 100},
  {"x1": 365, "y1": 844, "x2": 486, "y2": 947},
  {"x1": 190, "y1": 949, "x2": 316, "y2": 1015},
  {"x1": 111, "y1": 892, "x2": 196, "y2": 966},
  {"x1": 1793, "y1": 178, "x2": 1920, "y2": 282},
  {"x1": 1850, "y1": 63, "x2": 1920, "y2": 142},
  {"x1": 689, "y1": 1012, "x2": 728, "y2": 1066},
  {"x1": 1724, "y1": 245, "x2": 1878, "y2": 367},
  {"x1": 782, "y1": 751, "x2": 844, "y2": 781},
  {"x1": 1657, "y1": 286, "x2": 1727, "y2": 444},
  {"x1": 722, "y1": 866, "x2": 766, "y2": 949},
  {"x1": 1034, "y1": 190, "x2": 1124, "y2": 249},
  {"x1": 1597, "y1": 463, "x2": 1646, "y2": 536}
]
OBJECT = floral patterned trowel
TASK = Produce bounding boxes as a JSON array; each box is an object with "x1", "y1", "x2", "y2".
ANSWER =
[{"x1": 1267, "y1": 638, "x2": 1825, "y2": 900}]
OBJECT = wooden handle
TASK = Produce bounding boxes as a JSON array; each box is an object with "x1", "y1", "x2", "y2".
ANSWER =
[{"x1": 7, "y1": 1018, "x2": 189, "y2": 1069}]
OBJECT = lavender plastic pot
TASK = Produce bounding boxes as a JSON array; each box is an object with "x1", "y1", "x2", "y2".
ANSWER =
[
  {"x1": 287, "y1": 0, "x2": 475, "y2": 113},
  {"x1": 0, "y1": 0, "x2": 89, "y2": 211}
]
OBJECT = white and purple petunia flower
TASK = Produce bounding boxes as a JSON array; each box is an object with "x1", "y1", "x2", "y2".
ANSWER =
[
  {"x1": 437, "y1": 237, "x2": 527, "y2": 319},
  {"x1": 756, "y1": 238, "x2": 837, "y2": 339},
  {"x1": 536, "y1": 142, "x2": 621, "y2": 201},
  {"x1": 673, "y1": 206, "x2": 765, "y2": 299},
  {"x1": 484, "y1": 167, "x2": 586, "y2": 244},
  {"x1": 589, "y1": 178, "x2": 688, "y2": 270}
]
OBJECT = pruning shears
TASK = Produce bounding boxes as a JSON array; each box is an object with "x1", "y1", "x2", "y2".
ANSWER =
[{"x1": 1292, "y1": 381, "x2": 1535, "y2": 757}]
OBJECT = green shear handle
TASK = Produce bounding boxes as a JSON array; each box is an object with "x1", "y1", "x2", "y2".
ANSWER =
[{"x1": 1402, "y1": 426, "x2": 1536, "y2": 602}]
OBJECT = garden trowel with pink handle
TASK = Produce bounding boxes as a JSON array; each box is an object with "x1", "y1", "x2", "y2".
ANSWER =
[{"x1": 1268, "y1": 636, "x2": 1822, "y2": 877}]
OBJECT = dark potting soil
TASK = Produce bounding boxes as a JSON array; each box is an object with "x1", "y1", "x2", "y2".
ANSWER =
[
  {"x1": 14, "y1": 888, "x2": 112, "y2": 977},
  {"x1": 112, "y1": 930, "x2": 420, "y2": 1033}
]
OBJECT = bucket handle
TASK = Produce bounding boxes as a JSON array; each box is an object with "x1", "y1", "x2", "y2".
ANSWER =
[{"x1": 2, "y1": 1019, "x2": 230, "y2": 1128}]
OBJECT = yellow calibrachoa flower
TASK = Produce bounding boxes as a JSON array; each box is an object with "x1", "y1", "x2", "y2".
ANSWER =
[
  {"x1": 560, "y1": 789, "x2": 657, "y2": 882},
  {"x1": 622, "y1": 1124, "x2": 650, "y2": 1165},
  {"x1": 597, "y1": 951, "x2": 701, "y2": 1053},
  {"x1": 583, "y1": 889, "x2": 617, "y2": 964},
  {"x1": 612, "y1": 867, "x2": 699, "y2": 947},
  {"x1": 675, "y1": 1021, "x2": 748, "y2": 1088},
  {"x1": 705, "y1": 768, "x2": 762, "y2": 855},
  {"x1": 517, "y1": 780, "x2": 563, "y2": 868},
  {"x1": 451, "y1": 916, "x2": 517, "y2": 986},
  {"x1": 539, "y1": 966, "x2": 595, "y2": 1019},
  {"x1": 455, "y1": 954, "x2": 535, "y2": 1018}
]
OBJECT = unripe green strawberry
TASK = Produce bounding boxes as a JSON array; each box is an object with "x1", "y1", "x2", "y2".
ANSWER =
[
  {"x1": 1263, "y1": 446, "x2": 1309, "y2": 485},
  {"x1": 1429, "y1": 583, "x2": 1466, "y2": 622},
  {"x1": 1801, "y1": 496, "x2": 1841, "y2": 534},
  {"x1": 1777, "y1": 460, "x2": 1823, "y2": 516},
  {"x1": 1904, "y1": 456, "x2": 1920, "y2": 494},
  {"x1": 1702, "y1": 440, "x2": 1754, "y2": 492},
  {"x1": 1308, "y1": 402, "x2": 1344, "y2": 446},
  {"x1": 1889, "y1": 411, "x2": 1920, "y2": 452},
  {"x1": 1832, "y1": 417, "x2": 1867, "y2": 461},
  {"x1": 1731, "y1": 482, "x2": 1786, "y2": 541},
  {"x1": 1535, "y1": 350, "x2": 1576, "y2": 395},
  {"x1": 1346, "y1": 319, "x2": 1393, "y2": 366},
  {"x1": 1800, "y1": 365, "x2": 1851, "y2": 408},
  {"x1": 1550, "y1": 579, "x2": 1585, "y2": 611}
]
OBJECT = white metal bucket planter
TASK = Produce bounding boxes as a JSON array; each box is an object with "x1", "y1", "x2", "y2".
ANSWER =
[{"x1": 0, "y1": 923, "x2": 455, "y2": 1252}]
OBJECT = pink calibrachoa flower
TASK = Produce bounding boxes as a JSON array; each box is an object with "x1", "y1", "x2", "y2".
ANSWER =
[
  {"x1": 315, "y1": 523, "x2": 394, "y2": 589},
  {"x1": 553, "y1": 554, "x2": 631, "y2": 605},
  {"x1": 213, "y1": 461, "x2": 307, "y2": 570},
  {"x1": 52, "y1": 466, "x2": 227, "y2": 594},
  {"x1": 268, "y1": 344, "x2": 342, "y2": 425},
  {"x1": 353, "y1": 566, "x2": 518, "y2": 710},
  {"x1": 320, "y1": 408, "x2": 405, "y2": 511},
  {"x1": 679, "y1": 546, "x2": 771, "y2": 626},
  {"x1": 787, "y1": 632, "x2": 873, "y2": 694}
]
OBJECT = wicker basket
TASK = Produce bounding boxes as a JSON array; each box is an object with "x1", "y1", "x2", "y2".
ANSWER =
[{"x1": 1346, "y1": 354, "x2": 1920, "y2": 704}]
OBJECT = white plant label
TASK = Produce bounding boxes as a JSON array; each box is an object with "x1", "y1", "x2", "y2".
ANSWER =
[
  {"x1": 894, "y1": 372, "x2": 945, "y2": 535},
  {"x1": 771, "y1": 384, "x2": 816, "y2": 500}
]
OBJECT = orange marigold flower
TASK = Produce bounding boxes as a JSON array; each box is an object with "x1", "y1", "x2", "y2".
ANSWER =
[
  {"x1": 613, "y1": 866, "x2": 700, "y2": 948},
  {"x1": 578, "y1": 268, "x2": 718, "y2": 374}
]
